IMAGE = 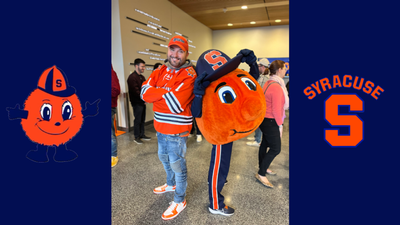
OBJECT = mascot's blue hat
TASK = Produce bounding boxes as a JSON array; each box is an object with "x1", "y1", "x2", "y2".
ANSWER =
[
  {"x1": 195, "y1": 49, "x2": 244, "y2": 82},
  {"x1": 37, "y1": 65, "x2": 76, "y2": 97}
]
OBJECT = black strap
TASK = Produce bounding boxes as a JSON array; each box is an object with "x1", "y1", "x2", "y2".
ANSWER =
[{"x1": 263, "y1": 81, "x2": 279, "y2": 95}]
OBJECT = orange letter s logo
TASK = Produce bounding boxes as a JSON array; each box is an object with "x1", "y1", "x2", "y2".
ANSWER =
[
  {"x1": 204, "y1": 50, "x2": 228, "y2": 71},
  {"x1": 325, "y1": 94, "x2": 364, "y2": 147}
]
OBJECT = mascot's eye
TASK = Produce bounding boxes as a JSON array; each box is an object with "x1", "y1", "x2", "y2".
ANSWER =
[
  {"x1": 40, "y1": 103, "x2": 52, "y2": 121},
  {"x1": 241, "y1": 77, "x2": 257, "y2": 91},
  {"x1": 218, "y1": 86, "x2": 237, "y2": 104},
  {"x1": 62, "y1": 101, "x2": 73, "y2": 120}
]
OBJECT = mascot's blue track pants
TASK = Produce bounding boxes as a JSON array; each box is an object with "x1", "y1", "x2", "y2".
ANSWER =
[{"x1": 208, "y1": 142, "x2": 233, "y2": 210}]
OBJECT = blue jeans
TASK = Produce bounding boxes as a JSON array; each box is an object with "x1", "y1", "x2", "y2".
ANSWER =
[
  {"x1": 254, "y1": 128, "x2": 262, "y2": 143},
  {"x1": 157, "y1": 132, "x2": 188, "y2": 203},
  {"x1": 111, "y1": 108, "x2": 117, "y2": 157}
]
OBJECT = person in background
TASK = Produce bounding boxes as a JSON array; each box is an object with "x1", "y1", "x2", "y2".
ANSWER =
[
  {"x1": 141, "y1": 35, "x2": 196, "y2": 221},
  {"x1": 153, "y1": 62, "x2": 162, "y2": 71},
  {"x1": 256, "y1": 58, "x2": 270, "y2": 88},
  {"x1": 112, "y1": 64, "x2": 121, "y2": 167},
  {"x1": 247, "y1": 58, "x2": 270, "y2": 147},
  {"x1": 255, "y1": 60, "x2": 289, "y2": 188},
  {"x1": 127, "y1": 58, "x2": 151, "y2": 144},
  {"x1": 190, "y1": 119, "x2": 203, "y2": 142}
]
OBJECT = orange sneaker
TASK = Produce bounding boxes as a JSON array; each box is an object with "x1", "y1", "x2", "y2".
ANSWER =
[
  {"x1": 111, "y1": 156, "x2": 118, "y2": 168},
  {"x1": 161, "y1": 200, "x2": 186, "y2": 220},
  {"x1": 153, "y1": 184, "x2": 176, "y2": 194}
]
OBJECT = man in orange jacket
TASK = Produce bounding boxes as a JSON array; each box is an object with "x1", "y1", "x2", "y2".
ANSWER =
[{"x1": 141, "y1": 35, "x2": 196, "y2": 221}]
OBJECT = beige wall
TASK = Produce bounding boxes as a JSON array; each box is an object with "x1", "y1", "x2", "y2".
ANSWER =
[
  {"x1": 212, "y1": 25, "x2": 289, "y2": 71},
  {"x1": 112, "y1": 0, "x2": 212, "y2": 129}
]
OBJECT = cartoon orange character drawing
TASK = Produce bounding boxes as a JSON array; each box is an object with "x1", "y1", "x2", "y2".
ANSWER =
[
  {"x1": 192, "y1": 49, "x2": 266, "y2": 215},
  {"x1": 6, "y1": 66, "x2": 100, "y2": 163}
]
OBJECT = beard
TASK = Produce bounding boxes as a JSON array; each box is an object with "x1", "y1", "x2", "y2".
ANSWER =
[{"x1": 168, "y1": 55, "x2": 185, "y2": 68}]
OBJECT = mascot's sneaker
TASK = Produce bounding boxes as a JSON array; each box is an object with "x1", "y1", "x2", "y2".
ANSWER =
[
  {"x1": 112, "y1": 156, "x2": 118, "y2": 167},
  {"x1": 246, "y1": 141, "x2": 260, "y2": 147},
  {"x1": 209, "y1": 205, "x2": 235, "y2": 216},
  {"x1": 162, "y1": 200, "x2": 187, "y2": 220},
  {"x1": 153, "y1": 184, "x2": 176, "y2": 194}
]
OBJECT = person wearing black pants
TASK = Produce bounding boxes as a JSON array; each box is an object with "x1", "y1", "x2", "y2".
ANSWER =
[
  {"x1": 132, "y1": 104, "x2": 146, "y2": 142},
  {"x1": 127, "y1": 58, "x2": 151, "y2": 144},
  {"x1": 255, "y1": 60, "x2": 289, "y2": 188},
  {"x1": 257, "y1": 118, "x2": 281, "y2": 187}
]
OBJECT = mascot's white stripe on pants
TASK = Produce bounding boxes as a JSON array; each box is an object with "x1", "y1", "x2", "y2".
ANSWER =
[{"x1": 212, "y1": 144, "x2": 222, "y2": 209}]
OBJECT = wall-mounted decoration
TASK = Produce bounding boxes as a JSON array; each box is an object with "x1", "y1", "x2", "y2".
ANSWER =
[
  {"x1": 146, "y1": 49, "x2": 166, "y2": 54},
  {"x1": 153, "y1": 42, "x2": 168, "y2": 48},
  {"x1": 150, "y1": 56, "x2": 166, "y2": 61},
  {"x1": 135, "y1": 27, "x2": 169, "y2": 40},
  {"x1": 158, "y1": 29, "x2": 172, "y2": 36},
  {"x1": 148, "y1": 21, "x2": 169, "y2": 31},
  {"x1": 126, "y1": 17, "x2": 171, "y2": 35},
  {"x1": 137, "y1": 51, "x2": 161, "y2": 57},
  {"x1": 174, "y1": 31, "x2": 189, "y2": 39},
  {"x1": 132, "y1": 30, "x2": 165, "y2": 42},
  {"x1": 145, "y1": 64, "x2": 158, "y2": 71},
  {"x1": 134, "y1": 8, "x2": 160, "y2": 21}
]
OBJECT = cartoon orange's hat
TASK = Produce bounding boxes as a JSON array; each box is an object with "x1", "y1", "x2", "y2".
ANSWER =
[{"x1": 37, "y1": 65, "x2": 76, "y2": 97}]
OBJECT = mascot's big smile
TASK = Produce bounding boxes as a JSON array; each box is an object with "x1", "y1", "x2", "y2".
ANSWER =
[{"x1": 230, "y1": 126, "x2": 257, "y2": 136}]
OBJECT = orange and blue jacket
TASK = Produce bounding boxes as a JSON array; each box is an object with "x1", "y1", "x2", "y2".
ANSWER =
[{"x1": 141, "y1": 60, "x2": 197, "y2": 136}]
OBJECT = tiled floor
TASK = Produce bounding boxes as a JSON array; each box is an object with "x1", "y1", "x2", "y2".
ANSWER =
[{"x1": 112, "y1": 112, "x2": 289, "y2": 225}]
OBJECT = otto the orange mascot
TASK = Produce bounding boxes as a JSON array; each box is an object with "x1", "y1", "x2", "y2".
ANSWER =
[
  {"x1": 192, "y1": 49, "x2": 266, "y2": 216},
  {"x1": 6, "y1": 66, "x2": 100, "y2": 163}
]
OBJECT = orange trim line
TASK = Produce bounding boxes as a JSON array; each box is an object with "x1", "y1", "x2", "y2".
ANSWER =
[{"x1": 212, "y1": 145, "x2": 221, "y2": 209}]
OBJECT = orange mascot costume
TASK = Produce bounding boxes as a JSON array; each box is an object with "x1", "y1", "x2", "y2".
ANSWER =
[{"x1": 192, "y1": 49, "x2": 266, "y2": 216}]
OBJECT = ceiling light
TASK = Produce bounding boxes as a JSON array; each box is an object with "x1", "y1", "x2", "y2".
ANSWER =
[
  {"x1": 241, "y1": 6, "x2": 247, "y2": 9},
  {"x1": 227, "y1": 23, "x2": 233, "y2": 26},
  {"x1": 250, "y1": 21, "x2": 256, "y2": 24},
  {"x1": 275, "y1": 19, "x2": 282, "y2": 22}
]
